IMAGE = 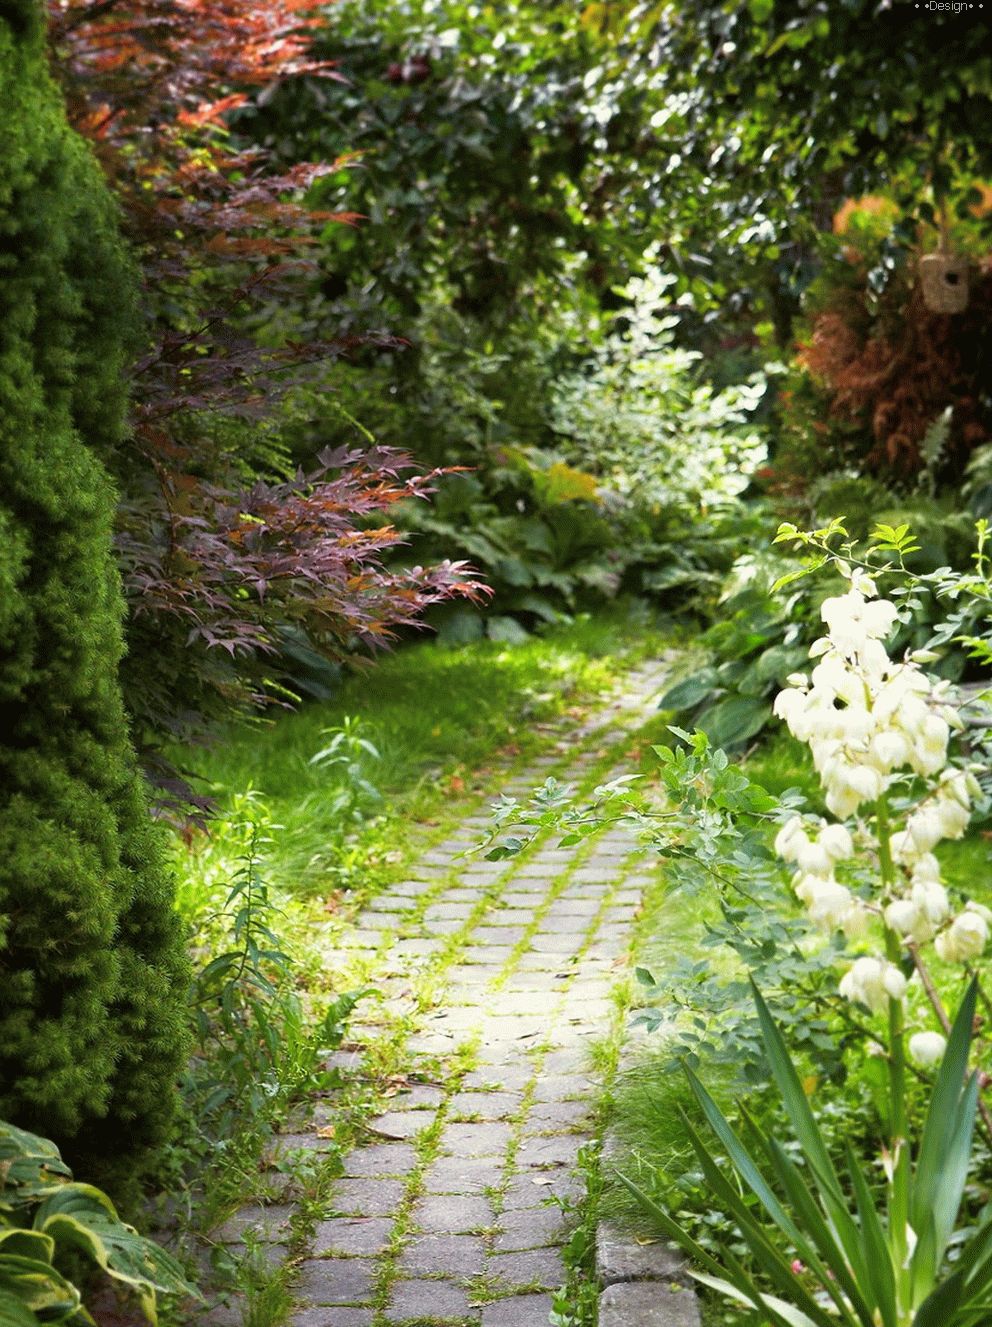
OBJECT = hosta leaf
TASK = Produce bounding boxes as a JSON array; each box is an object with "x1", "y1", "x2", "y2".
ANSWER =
[
  {"x1": 694, "y1": 695, "x2": 771, "y2": 748},
  {"x1": 0, "y1": 1253, "x2": 80, "y2": 1317},
  {"x1": 660, "y1": 668, "x2": 720, "y2": 711},
  {"x1": 0, "y1": 1289, "x2": 42, "y2": 1326}
]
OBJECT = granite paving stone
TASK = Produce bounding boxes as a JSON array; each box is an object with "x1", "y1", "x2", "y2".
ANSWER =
[
  {"x1": 438, "y1": 1122, "x2": 513, "y2": 1156},
  {"x1": 385, "y1": 1279, "x2": 472, "y2": 1321},
  {"x1": 312, "y1": 1218, "x2": 393, "y2": 1256},
  {"x1": 342, "y1": 1143, "x2": 418, "y2": 1177},
  {"x1": 294, "y1": 1258, "x2": 375, "y2": 1305},
  {"x1": 422, "y1": 1155, "x2": 503, "y2": 1195},
  {"x1": 330, "y1": 1178, "x2": 405, "y2": 1217},
  {"x1": 412, "y1": 1194, "x2": 495, "y2": 1234},
  {"x1": 598, "y1": 1282, "x2": 700, "y2": 1327},
  {"x1": 481, "y1": 1293, "x2": 556, "y2": 1325},
  {"x1": 489, "y1": 1245, "x2": 565, "y2": 1288},
  {"x1": 448, "y1": 1091, "x2": 522, "y2": 1120},
  {"x1": 495, "y1": 1206, "x2": 567, "y2": 1251},
  {"x1": 290, "y1": 1311, "x2": 374, "y2": 1327},
  {"x1": 399, "y1": 1233, "x2": 487, "y2": 1276},
  {"x1": 501, "y1": 1173, "x2": 584, "y2": 1210},
  {"x1": 386, "y1": 1085, "x2": 446, "y2": 1110},
  {"x1": 368, "y1": 1110, "x2": 436, "y2": 1140}
]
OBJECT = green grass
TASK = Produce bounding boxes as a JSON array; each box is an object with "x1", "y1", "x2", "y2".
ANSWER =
[{"x1": 180, "y1": 609, "x2": 668, "y2": 899}]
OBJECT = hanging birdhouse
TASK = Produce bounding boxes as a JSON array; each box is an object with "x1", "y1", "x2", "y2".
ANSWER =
[{"x1": 919, "y1": 250, "x2": 969, "y2": 314}]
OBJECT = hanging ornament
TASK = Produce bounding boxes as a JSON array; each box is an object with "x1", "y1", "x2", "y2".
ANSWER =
[{"x1": 919, "y1": 206, "x2": 969, "y2": 314}]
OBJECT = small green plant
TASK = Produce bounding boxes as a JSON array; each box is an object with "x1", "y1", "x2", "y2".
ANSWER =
[
  {"x1": 550, "y1": 1142, "x2": 602, "y2": 1327},
  {"x1": 186, "y1": 802, "x2": 367, "y2": 1142},
  {"x1": 0, "y1": 1120, "x2": 193, "y2": 1325},
  {"x1": 308, "y1": 716, "x2": 383, "y2": 825},
  {"x1": 621, "y1": 981, "x2": 990, "y2": 1327}
]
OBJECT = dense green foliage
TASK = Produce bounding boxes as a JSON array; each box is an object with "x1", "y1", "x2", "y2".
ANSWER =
[
  {"x1": 0, "y1": 1119, "x2": 192, "y2": 1324},
  {"x1": 0, "y1": 4, "x2": 188, "y2": 1184}
]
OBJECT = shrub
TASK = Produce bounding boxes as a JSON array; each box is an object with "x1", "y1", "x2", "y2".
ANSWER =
[
  {"x1": 0, "y1": 3, "x2": 188, "y2": 1186},
  {"x1": 774, "y1": 201, "x2": 992, "y2": 489}
]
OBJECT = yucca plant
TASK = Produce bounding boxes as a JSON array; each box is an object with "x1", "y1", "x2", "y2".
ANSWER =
[{"x1": 621, "y1": 980, "x2": 992, "y2": 1327}]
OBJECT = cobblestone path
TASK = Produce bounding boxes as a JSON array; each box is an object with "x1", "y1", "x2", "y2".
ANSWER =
[{"x1": 216, "y1": 660, "x2": 670, "y2": 1327}]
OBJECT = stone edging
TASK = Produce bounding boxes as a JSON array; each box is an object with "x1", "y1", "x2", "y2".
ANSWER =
[
  {"x1": 594, "y1": 1130, "x2": 700, "y2": 1327},
  {"x1": 595, "y1": 1093, "x2": 702, "y2": 1326}
]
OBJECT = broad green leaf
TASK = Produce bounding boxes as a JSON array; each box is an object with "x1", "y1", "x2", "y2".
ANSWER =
[
  {"x1": 694, "y1": 695, "x2": 770, "y2": 748},
  {"x1": 0, "y1": 1253, "x2": 80, "y2": 1317},
  {"x1": 0, "y1": 1289, "x2": 40, "y2": 1326},
  {"x1": 660, "y1": 668, "x2": 720, "y2": 711}
]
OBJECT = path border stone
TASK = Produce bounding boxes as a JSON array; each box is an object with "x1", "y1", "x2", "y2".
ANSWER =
[{"x1": 595, "y1": 1028, "x2": 702, "y2": 1325}]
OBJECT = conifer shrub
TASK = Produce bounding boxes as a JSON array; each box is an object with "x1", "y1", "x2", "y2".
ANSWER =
[{"x1": 0, "y1": 0, "x2": 189, "y2": 1187}]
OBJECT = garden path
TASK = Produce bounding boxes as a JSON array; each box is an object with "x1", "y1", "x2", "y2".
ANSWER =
[{"x1": 215, "y1": 659, "x2": 670, "y2": 1327}]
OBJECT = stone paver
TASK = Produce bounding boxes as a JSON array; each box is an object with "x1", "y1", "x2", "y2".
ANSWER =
[
  {"x1": 399, "y1": 1233, "x2": 486, "y2": 1276},
  {"x1": 385, "y1": 1279, "x2": 472, "y2": 1321},
  {"x1": 412, "y1": 1194, "x2": 494, "y2": 1233},
  {"x1": 254, "y1": 662, "x2": 677, "y2": 1325},
  {"x1": 480, "y1": 1294, "x2": 555, "y2": 1325},
  {"x1": 330, "y1": 1178, "x2": 406, "y2": 1217},
  {"x1": 490, "y1": 1245, "x2": 565, "y2": 1288},
  {"x1": 495, "y1": 1205, "x2": 566, "y2": 1251},
  {"x1": 598, "y1": 1282, "x2": 701, "y2": 1327},
  {"x1": 312, "y1": 1218, "x2": 393, "y2": 1256},
  {"x1": 295, "y1": 1258, "x2": 375, "y2": 1305},
  {"x1": 290, "y1": 1310, "x2": 374, "y2": 1327}
]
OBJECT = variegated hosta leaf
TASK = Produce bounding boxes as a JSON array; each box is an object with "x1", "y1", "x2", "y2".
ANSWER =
[{"x1": 0, "y1": 1252, "x2": 82, "y2": 1320}]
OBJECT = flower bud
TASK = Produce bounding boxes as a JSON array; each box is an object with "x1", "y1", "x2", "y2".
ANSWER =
[
  {"x1": 797, "y1": 841, "x2": 834, "y2": 877},
  {"x1": 868, "y1": 730, "x2": 910, "y2": 773},
  {"x1": 774, "y1": 817, "x2": 808, "y2": 863},
  {"x1": 805, "y1": 879, "x2": 854, "y2": 931},
  {"x1": 884, "y1": 899, "x2": 920, "y2": 936},
  {"x1": 908, "y1": 1031, "x2": 947, "y2": 1067},
  {"x1": 839, "y1": 956, "x2": 907, "y2": 1013},
  {"x1": 935, "y1": 910, "x2": 989, "y2": 963},
  {"x1": 819, "y1": 824, "x2": 853, "y2": 860},
  {"x1": 911, "y1": 877, "x2": 949, "y2": 926}
]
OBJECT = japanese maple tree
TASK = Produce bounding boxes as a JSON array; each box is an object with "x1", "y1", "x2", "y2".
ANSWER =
[{"x1": 44, "y1": 0, "x2": 485, "y2": 785}]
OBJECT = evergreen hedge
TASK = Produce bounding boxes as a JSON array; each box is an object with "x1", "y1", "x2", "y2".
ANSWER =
[{"x1": 0, "y1": 0, "x2": 189, "y2": 1185}]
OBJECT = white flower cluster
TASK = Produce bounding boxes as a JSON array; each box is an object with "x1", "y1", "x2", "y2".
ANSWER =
[{"x1": 771, "y1": 570, "x2": 985, "y2": 1043}]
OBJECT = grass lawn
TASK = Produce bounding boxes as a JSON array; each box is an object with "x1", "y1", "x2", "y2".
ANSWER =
[{"x1": 177, "y1": 608, "x2": 672, "y2": 910}]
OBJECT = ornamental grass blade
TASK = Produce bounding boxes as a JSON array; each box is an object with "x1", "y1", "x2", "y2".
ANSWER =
[
  {"x1": 684, "y1": 1066, "x2": 802, "y2": 1243},
  {"x1": 930, "y1": 1071, "x2": 979, "y2": 1271},
  {"x1": 912, "y1": 981, "x2": 976, "y2": 1257},
  {"x1": 762, "y1": 1134, "x2": 872, "y2": 1327},
  {"x1": 750, "y1": 982, "x2": 844, "y2": 1203},
  {"x1": 677, "y1": 1112, "x2": 837, "y2": 1327},
  {"x1": 945, "y1": 1210, "x2": 992, "y2": 1287},
  {"x1": 614, "y1": 1170, "x2": 734, "y2": 1283},
  {"x1": 844, "y1": 1143, "x2": 897, "y2": 1327},
  {"x1": 750, "y1": 981, "x2": 871, "y2": 1284},
  {"x1": 690, "y1": 1270, "x2": 823, "y2": 1327},
  {"x1": 913, "y1": 1265, "x2": 966, "y2": 1327}
]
